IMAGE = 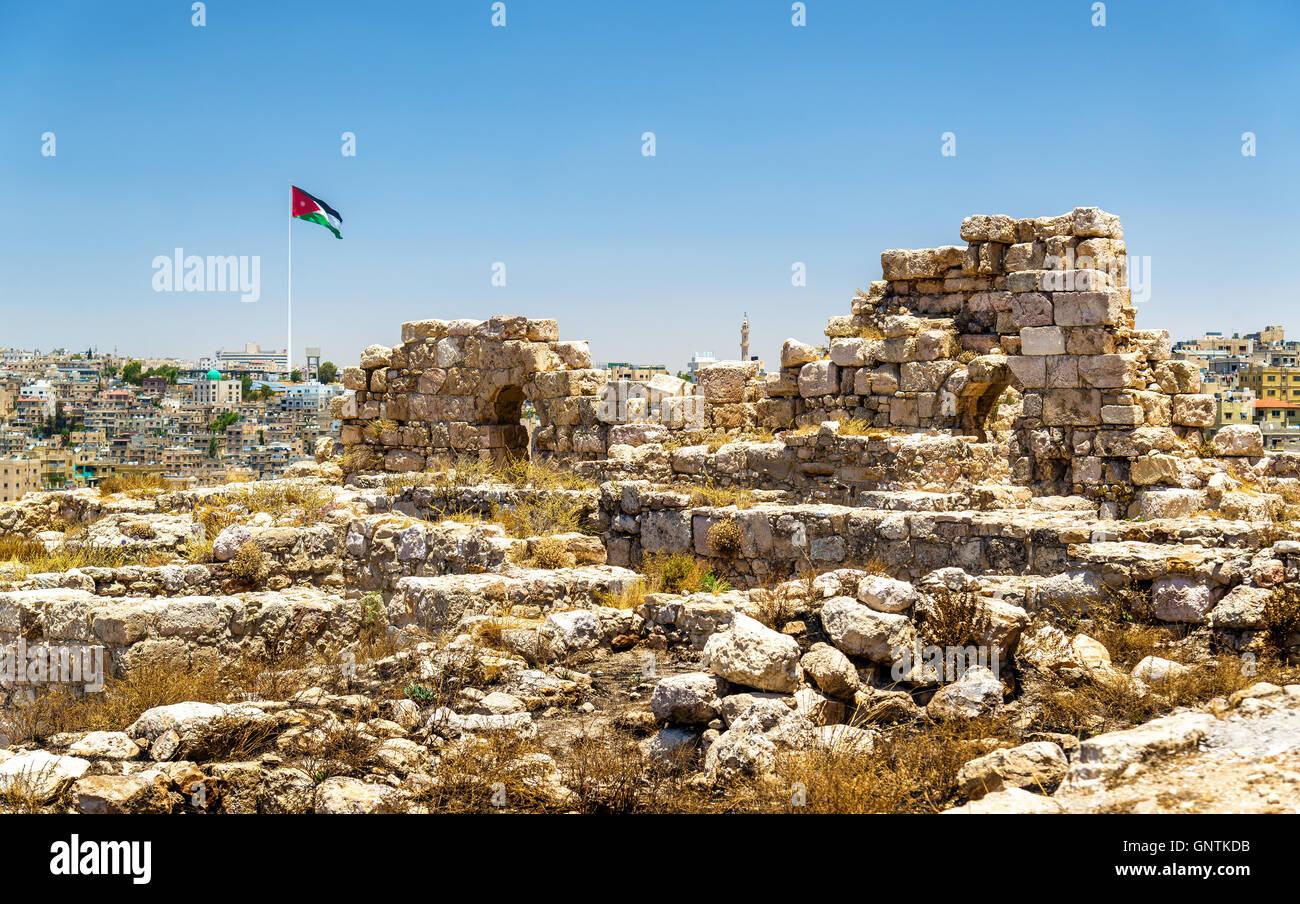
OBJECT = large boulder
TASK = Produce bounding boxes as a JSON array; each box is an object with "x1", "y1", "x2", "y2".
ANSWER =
[
  {"x1": 1211, "y1": 424, "x2": 1264, "y2": 457},
  {"x1": 314, "y1": 776, "x2": 403, "y2": 814},
  {"x1": 821, "y1": 597, "x2": 917, "y2": 662},
  {"x1": 650, "y1": 672, "x2": 727, "y2": 724},
  {"x1": 799, "y1": 642, "x2": 860, "y2": 699},
  {"x1": 925, "y1": 666, "x2": 1004, "y2": 720},
  {"x1": 0, "y1": 751, "x2": 90, "y2": 804},
  {"x1": 1065, "y1": 712, "x2": 1215, "y2": 788},
  {"x1": 956, "y1": 741, "x2": 1068, "y2": 799},
  {"x1": 703, "y1": 698, "x2": 818, "y2": 783},
  {"x1": 703, "y1": 613, "x2": 803, "y2": 692},
  {"x1": 857, "y1": 575, "x2": 921, "y2": 614},
  {"x1": 1151, "y1": 577, "x2": 1219, "y2": 623}
]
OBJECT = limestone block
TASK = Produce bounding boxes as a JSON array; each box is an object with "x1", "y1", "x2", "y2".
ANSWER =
[
  {"x1": 1003, "y1": 242, "x2": 1045, "y2": 272},
  {"x1": 889, "y1": 397, "x2": 919, "y2": 427},
  {"x1": 1100, "y1": 404, "x2": 1143, "y2": 426},
  {"x1": 1010, "y1": 293, "x2": 1052, "y2": 328},
  {"x1": 1153, "y1": 361, "x2": 1201, "y2": 395},
  {"x1": 830, "y1": 338, "x2": 876, "y2": 367},
  {"x1": 598, "y1": 380, "x2": 650, "y2": 424},
  {"x1": 1171, "y1": 394, "x2": 1216, "y2": 428},
  {"x1": 1211, "y1": 424, "x2": 1263, "y2": 457},
  {"x1": 1041, "y1": 389, "x2": 1101, "y2": 426},
  {"x1": 646, "y1": 373, "x2": 688, "y2": 412},
  {"x1": 916, "y1": 330, "x2": 955, "y2": 360},
  {"x1": 799, "y1": 361, "x2": 839, "y2": 397},
  {"x1": 1071, "y1": 207, "x2": 1123, "y2": 239},
  {"x1": 1130, "y1": 454, "x2": 1180, "y2": 486},
  {"x1": 1077, "y1": 354, "x2": 1139, "y2": 389},
  {"x1": 696, "y1": 364, "x2": 749, "y2": 403},
  {"x1": 1007, "y1": 356, "x2": 1047, "y2": 390},
  {"x1": 781, "y1": 339, "x2": 821, "y2": 369},
  {"x1": 967, "y1": 292, "x2": 1012, "y2": 313},
  {"x1": 960, "y1": 215, "x2": 1016, "y2": 244},
  {"x1": 1045, "y1": 356, "x2": 1078, "y2": 389},
  {"x1": 764, "y1": 370, "x2": 800, "y2": 398},
  {"x1": 1053, "y1": 291, "x2": 1123, "y2": 327},
  {"x1": 555, "y1": 340, "x2": 591, "y2": 369},
  {"x1": 342, "y1": 367, "x2": 366, "y2": 391},
  {"x1": 401, "y1": 319, "x2": 449, "y2": 342},
  {"x1": 360, "y1": 345, "x2": 392, "y2": 369},
  {"x1": 1040, "y1": 269, "x2": 1111, "y2": 292},
  {"x1": 434, "y1": 338, "x2": 464, "y2": 368},
  {"x1": 1019, "y1": 326, "x2": 1065, "y2": 356}
]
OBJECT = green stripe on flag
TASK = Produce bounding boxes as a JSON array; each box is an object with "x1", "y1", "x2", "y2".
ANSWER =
[{"x1": 298, "y1": 210, "x2": 342, "y2": 239}]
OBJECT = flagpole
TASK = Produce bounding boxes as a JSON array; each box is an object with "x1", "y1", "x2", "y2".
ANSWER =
[{"x1": 287, "y1": 183, "x2": 292, "y2": 381}]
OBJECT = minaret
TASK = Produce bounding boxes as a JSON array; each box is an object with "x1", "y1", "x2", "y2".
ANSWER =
[{"x1": 740, "y1": 312, "x2": 750, "y2": 362}]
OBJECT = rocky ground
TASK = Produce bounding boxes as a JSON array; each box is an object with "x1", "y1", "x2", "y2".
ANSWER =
[{"x1": 0, "y1": 459, "x2": 1297, "y2": 814}]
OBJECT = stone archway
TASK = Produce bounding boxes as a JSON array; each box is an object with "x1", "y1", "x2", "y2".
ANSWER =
[
  {"x1": 956, "y1": 356, "x2": 1013, "y2": 441},
  {"x1": 488, "y1": 384, "x2": 530, "y2": 461}
]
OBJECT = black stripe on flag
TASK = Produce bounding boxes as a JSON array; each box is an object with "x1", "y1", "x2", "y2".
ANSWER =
[{"x1": 300, "y1": 188, "x2": 342, "y2": 224}]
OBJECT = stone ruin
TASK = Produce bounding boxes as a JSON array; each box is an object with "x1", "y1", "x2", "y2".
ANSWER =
[
  {"x1": 3, "y1": 208, "x2": 1300, "y2": 817},
  {"x1": 336, "y1": 207, "x2": 1219, "y2": 512}
]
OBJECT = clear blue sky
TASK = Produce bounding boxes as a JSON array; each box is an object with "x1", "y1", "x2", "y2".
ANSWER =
[{"x1": 1, "y1": 0, "x2": 1297, "y2": 372}]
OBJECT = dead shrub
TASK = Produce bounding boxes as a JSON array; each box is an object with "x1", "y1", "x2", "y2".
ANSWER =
[
  {"x1": 917, "y1": 586, "x2": 991, "y2": 649},
  {"x1": 525, "y1": 536, "x2": 576, "y2": 570},
  {"x1": 707, "y1": 519, "x2": 744, "y2": 558},
  {"x1": 1263, "y1": 584, "x2": 1300, "y2": 662},
  {"x1": 228, "y1": 541, "x2": 268, "y2": 586}
]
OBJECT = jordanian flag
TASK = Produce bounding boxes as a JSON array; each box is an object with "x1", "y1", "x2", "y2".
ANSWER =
[{"x1": 291, "y1": 186, "x2": 342, "y2": 239}]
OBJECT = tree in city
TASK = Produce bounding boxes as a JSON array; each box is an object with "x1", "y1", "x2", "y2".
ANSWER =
[
  {"x1": 290, "y1": 370, "x2": 302, "y2": 382},
  {"x1": 317, "y1": 361, "x2": 338, "y2": 384},
  {"x1": 121, "y1": 360, "x2": 143, "y2": 385},
  {"x1": 209, "y1": 411, "x2": 240, "y2": 434}
]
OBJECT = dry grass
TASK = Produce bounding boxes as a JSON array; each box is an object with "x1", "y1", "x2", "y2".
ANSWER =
[
  {"x1": 597, "y1": 579, "x2": 648, "y2": 610},
  {"x1": 688, "y1": 481, "x2": 755, "y2": 510},
  {"x1": 0, "y1": 534, "x2": 138, "y2": 577},
  {"x1": 340, "y1": 446, "x2": 381, "y2": 476},
  {"x1": 491, "y1": 494, "x2": 585, "y2": 539},
  {"x1": 98, "y1": 471, "x2": 170, "y2": 496},
  {"x1": 418, "y1": 730, "x2": 559, "y2": 813},
  {"x1": 366, "y1": 418, "x2": 398, "y2": 442},
  {"x1": 837, "y1": 417, "x2": 875, "y2": 436},
  {"x1": 640, "y1": 552, "x2": 711, "y2": 595},
  {"x1": 773, "y1": 716, "x2": 1011, "y2": 813},
  {"x1": 751, "y1": 584, "x2": 801, "y2": 631},
  {"x1": 521, "y1": 536, "x2": 576, "y2": 570}
]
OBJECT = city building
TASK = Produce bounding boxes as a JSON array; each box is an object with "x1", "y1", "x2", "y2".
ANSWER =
[
  {"x1": 193, "y1": 373, "x2": 242, "y2": 408},
  {"x1": 0, "y1": 456, "x2": 40, "y2": 503},
  {"x1": 604, "y1": 362, "x2": 669, "y2": 382},
  {"x1": 212, "y1": 342, "x2": 289, "y2": 374}
]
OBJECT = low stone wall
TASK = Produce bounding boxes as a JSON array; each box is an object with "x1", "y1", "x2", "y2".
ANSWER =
[{"x1": 596, "y1": 478, "x2": 1291, "y2": 587}]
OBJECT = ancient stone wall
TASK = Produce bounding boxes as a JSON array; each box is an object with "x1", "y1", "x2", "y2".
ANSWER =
[
  {"x1": 333, "y1": 315, "x2": 606, "y2": 466},
  {"x1": 338, "y1": 208, "x2": 1219, "y2": 506},
  {"x1": 769, "y1": 208, "x2": 1217, "y2": 505}
]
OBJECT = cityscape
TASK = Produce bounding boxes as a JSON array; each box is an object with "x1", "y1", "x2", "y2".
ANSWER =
[{"x1": 0, "y1": 314, "x2": 1291, "y2": 503}]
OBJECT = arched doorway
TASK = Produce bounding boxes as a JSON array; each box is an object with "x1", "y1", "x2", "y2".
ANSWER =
[{"x1": 489, "y1": 385, "x2": 530, "y2": 460}]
